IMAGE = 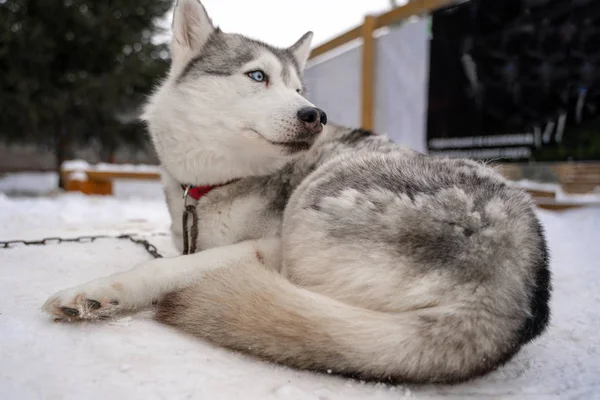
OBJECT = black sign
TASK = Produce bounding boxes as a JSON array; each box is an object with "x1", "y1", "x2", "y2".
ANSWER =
[{"x1": 426, "y1": 0, "x2": 600, "y2": 162}]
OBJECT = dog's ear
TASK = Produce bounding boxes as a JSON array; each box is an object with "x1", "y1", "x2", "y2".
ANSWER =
[
  {"x1": 171, "y1": 0, "x2": 215, "y2": 69},
  {"x1": 289, "y1": 31, "x2": 313, "y2": 71}
]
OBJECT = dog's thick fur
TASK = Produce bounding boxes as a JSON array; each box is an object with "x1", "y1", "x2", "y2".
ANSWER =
[{"x1": 43, "y1": 0, "x2": 551, "y2": 384}]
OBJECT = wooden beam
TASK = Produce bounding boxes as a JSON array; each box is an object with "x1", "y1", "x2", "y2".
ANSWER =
[
  {"x1": 64, "y1": 177, "x2": 113, "y2": 195},
  {"x1": 534, "y1": 200, "x2": 599, "y2": 212},
  {"x1": 361, "y1": 15, "x2": 377, "y2": 130},
  {"x1": 525, "y1": 189, "x2": 556, "y2": 199},
  {"x1": 86, "y1": 171, "x2": 161, "y2": 182},
  {"x1": 309, "y1": 27, "x2": 362, "y2": 60},
  {"x1": 306, "y1": 0, "x2": 457, "y2": 128},
  {"x1": 309, "y1": 0, "x2": 456, "y2": 61}
]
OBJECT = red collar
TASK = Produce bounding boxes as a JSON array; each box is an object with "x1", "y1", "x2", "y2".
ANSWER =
[{"x1": 181, "y1": 179, "x2": 238, "y2": 200}]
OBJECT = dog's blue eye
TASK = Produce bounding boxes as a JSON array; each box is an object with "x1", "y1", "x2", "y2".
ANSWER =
[{"x1": 248, "y1": 70, "x2": 265, "y2": 82}]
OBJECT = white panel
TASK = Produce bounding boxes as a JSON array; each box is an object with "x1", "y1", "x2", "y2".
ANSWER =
[
  {"x1": 303, "y1": 18, "x2": 430, "y2": 153},
  {"x1": 303, "y1": 43, "x2": 362, "y2": 129},
  {"x1": 374, "y1": 19, "x2": 430, "y2": 153}
]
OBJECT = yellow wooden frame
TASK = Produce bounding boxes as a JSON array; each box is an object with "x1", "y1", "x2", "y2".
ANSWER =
[{"x1": 308, "y1": 0, "x2": 455, "y2": 129}]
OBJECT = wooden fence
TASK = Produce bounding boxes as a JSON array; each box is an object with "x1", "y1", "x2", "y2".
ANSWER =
[
  {"x1": 308, "y1": 0, "x2": 456, "y2": 130},
  {"x1": 60, "y1": 0, "x2": 600, "y2": 209}
]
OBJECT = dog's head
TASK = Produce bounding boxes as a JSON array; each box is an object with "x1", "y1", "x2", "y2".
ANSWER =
[{"x1": 143, "y1": 0, "x2": 326, "y2": 185}]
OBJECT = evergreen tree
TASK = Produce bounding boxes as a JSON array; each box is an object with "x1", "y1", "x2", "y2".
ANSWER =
[{"x1": 0, "y1": 0, "x2": 172, "y2": 187}]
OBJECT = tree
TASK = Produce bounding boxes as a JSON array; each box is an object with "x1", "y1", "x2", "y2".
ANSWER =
[{"x1": 0, "y1": 0, "x2": 172, "y2": 187}]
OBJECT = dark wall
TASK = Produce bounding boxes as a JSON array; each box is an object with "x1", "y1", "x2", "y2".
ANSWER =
[{"x1": 427, "y1": 0, "x2": 600, "y2": 162}]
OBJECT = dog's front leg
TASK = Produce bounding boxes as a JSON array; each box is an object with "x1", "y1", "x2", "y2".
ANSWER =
[{"x1": 42, "y1": 238, "x2": 281, "y2": 321}]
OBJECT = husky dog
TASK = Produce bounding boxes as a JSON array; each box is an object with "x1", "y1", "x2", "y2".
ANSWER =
[{"x1": 43, "y1": 0, "x2": 551, "y2": 384}]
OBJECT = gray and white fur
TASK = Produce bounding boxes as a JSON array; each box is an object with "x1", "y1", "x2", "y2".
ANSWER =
[{"x1": 42, "y1": 0, "x2": 551, "y2": 384}]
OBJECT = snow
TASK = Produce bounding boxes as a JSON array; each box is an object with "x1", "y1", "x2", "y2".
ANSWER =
[
  {"x1": 61, "y1": 159, "x2": 161, "y2": 174},
  {"x1": 1, "y1": 173, "x2": 600, "y2": 400},
  {"x1": 0, "y1": 172, "x2": 59, "y2": 196},
  {"x1": 68, "y1": 170, "x2": 88, "y2": 181},
  {"x1": 93, "y1": 162, "x2": 161, "y2": 173},
  {"x1": 0, "y1": 171, "x2": 164, "y2": 200},
  {"x1": 60, "y1": 159, "x2": 90, "y2": 171}
]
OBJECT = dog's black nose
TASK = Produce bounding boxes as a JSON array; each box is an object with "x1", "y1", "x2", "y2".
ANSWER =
[
  {"x1": 317, "y1": 108, "x2": 327, "y2": 125},
  {"x1": 297, "y1": 107, "x2": 319, "y2": 123},
  {"x1": 297, "y1": 107, "x2": 327, "y2": 126}
]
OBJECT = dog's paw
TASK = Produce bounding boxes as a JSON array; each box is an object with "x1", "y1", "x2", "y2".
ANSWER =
[{"x1": 42, "y1": 284, "x2": 122, "y2": 321}]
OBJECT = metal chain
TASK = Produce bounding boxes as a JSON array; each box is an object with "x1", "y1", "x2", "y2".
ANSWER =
[{"x1": 0, "y1": 232, "x2": 168, "y2": 259}]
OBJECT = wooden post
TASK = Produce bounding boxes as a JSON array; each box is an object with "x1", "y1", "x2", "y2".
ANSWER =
[
  {"x1": 361, "y1": 15, "x2": 377, "y2": 130},
  {"x1": 309, "y1": 26, "x2": 362, "y2": 60}
]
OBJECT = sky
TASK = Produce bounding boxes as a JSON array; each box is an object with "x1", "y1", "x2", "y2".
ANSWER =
[{"x1": 157, "y1": 0, "x2": 409, "y2": 48}]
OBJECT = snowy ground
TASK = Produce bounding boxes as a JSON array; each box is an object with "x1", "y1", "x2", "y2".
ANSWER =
[{"x1": 1, "y1": 172, "x2": 599, "y2": 400}]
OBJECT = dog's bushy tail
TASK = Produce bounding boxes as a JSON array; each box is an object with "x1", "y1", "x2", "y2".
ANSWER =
[{"x1": 156, "y1": 262, "x2": 523, "y2": 383}]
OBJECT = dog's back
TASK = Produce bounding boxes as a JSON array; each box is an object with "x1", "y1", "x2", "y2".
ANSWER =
[{"x1": 157, "y1": 135, "x2": 551, "y2": 383}]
